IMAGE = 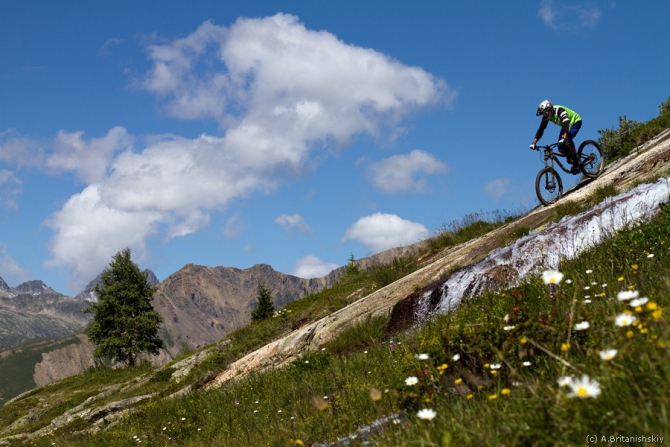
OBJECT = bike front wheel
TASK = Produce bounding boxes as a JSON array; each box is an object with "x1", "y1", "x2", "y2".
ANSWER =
[
  {"x1": 578, "y1": 140, "x2": 604, "y2": 179},
  {"x1": 535, "y1": 167, "x2": 563, "y2": 206}
]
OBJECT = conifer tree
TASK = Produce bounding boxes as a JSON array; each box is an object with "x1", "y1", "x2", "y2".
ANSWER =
[
  {"x1": 85, "y1": 248, "x2": 163, "y2": 367},
  {"x1": 251, "y1": 283, "x2": 275, "y2": 321}
]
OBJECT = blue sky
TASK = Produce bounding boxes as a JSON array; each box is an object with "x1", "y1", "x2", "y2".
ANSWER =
[{"x1": 1, "y1": 1, "x2": 669, "y2": 295}]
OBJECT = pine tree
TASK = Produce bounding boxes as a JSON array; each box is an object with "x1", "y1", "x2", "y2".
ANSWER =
[
  {"x1": 251, "y1": 283, "x2": 274, "y2": 321},
  {"x1": 85, "y1": 248, "x2": 163, "y2": 367}
]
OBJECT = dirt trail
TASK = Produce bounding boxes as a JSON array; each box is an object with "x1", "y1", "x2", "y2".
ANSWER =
[{"x1": 205, "y1": 129, "x2": 670, "y2": 391}]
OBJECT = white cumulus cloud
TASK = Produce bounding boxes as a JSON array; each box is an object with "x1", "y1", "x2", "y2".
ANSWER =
[
  {"x1": 0, "y1": 245, "x2": 32, "y2": 286},
  {"x1": 368, "y1": 149, "x2": 448, "y2": 193},
  {"x1": 539, "y1": 0, "x2": 601, "y2": 31},
  {"x1": 0, "y1": 169, "x2": 22, "y2": 209},
  {"x1": 275, "y1": 213, "x2": 311, "y2": 233},
  {"x1": 2, "y1": 14, "x2": 452, "y2": 292},
  {"x1": 342, "y1": 212, "x2": 429, "y2": 253},
  {"x1": 482, "y1": 178, "x2": 512, "y2": 200},
  {"x1": 292, "y1": 255, "x2": 339, "y2": 279}
]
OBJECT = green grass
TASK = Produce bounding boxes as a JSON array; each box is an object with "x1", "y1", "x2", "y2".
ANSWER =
[{"x1": 3, "y1": 199, "x2": 670, "y2": 446}]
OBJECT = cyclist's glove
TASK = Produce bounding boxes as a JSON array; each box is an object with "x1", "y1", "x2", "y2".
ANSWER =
[{"x1": 529, "y1": 143, "x2": 536, "y2": 150}]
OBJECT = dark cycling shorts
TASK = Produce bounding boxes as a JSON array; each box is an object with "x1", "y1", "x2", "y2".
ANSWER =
[{"x1": 559, "y1": 120, "x2": 582, "y2": 141}]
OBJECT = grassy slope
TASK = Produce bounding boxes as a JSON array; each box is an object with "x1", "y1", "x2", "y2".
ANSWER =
[{"x1": 0, "y1": 183, "x2": 668, "y2": 446}]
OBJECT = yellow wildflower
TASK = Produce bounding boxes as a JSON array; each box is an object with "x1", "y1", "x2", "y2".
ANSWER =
[
  {"x1": 501, "y1": 388, "x2": 511, "y2": 396},
  {"x1": 617, "y1": 276, "x2": 624, "y2": 282},
  {"x1": 626, "y1": 330, "x2": 634, "y2": 339},
  {"x1": 466, "y1": 393, "x2": 474, "y2": 399},
  {"x1": 652, "y1": 309, "x2": 663, "y2": 319},
  {"x1": 647, "y1": 302, "x2": 658, "y2": 311},
  {"x1": 561, "y1": 343, "x2": 571, "y2": 352},
  {"x1": 520, "y1": 336, "x2": 528, "y2": 344},
  {"x1": 488, "y1": 394, "x2": 498, "y2": 400},
  {"x1": 454, "y1": 378, "x2": 463, "y2": 385}
]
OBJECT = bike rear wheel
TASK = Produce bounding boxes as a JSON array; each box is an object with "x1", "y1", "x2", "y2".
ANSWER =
[
  {"x1": 535, "y1": 167, "x2": 563, "y2": 206},
  {"x1": 578, "y1": 140, "x2": 604, "y2": 179}
]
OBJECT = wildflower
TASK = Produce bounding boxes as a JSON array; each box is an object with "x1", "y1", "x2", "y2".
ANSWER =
[
  {"x1": 454, "y1": 378, "x2": 463, "y2": 385},
  {"x1": 405, "y1": 376, "x2": 419, "y2": 386},
  {"x1": 542, "y1": 270, "x2": 564, "y2": 284},
  {"x1": 488, "y1": 394, "x2": 498, "y2": 400},
  {"x1": 557, "y1": 376, "x2": 572, "y2": 387},
  {"x1": 561, "y1": 343, "x2": 571, "y2": 352},
  {"x1": 652, "y1": 309, "x2": 663, "y2": 319},
  {"x1": 617, "y1": 290, "x2": 639, "y2": 301},
  {"x1": 520, "y1": 336, "x2": 527, "y2": 344},
  {"x1": 629, "y1": 297, "x2": 649, "y2": 307},
  {"x1": 647, "y1": 302, "x2": 658, "y2": 310},
  {"x1": 566, "y1": 375, "x2": 601, "y2": 398},
  {"x1": 626, "y1": 330, "x2": 635, "y2": 339},
  {"x1": 490, "y1": 363, "x2": 502, "y2": 370},
  {"x1": 617, "y1": 276, "x2": 624, "y2": 282},
  {"x1": 417, "y1": 408, "x2": 437, "y2": 420},
  {"x1": 416, "y1": 353, "x2": 429, "y2": 360},
  {"x1": 599, "y1": 349, "x2": 617, "y2": 361},
  {"x1": 503, "y1": 325, "x2": 515, "y2": 331},
  {"x1": 452, "y1": 353, "x2": 460, "y2": 361},
  {"x1": 647, "y1": 253, "x2": 655, "y2": 258},
  {"x1": 437, "y1": 363, "x2": 448, "y2": 373},
  {"x1": 501, "y1": 388, "x2": 511, "y2": 396},
  {"x1": 583, "y1": 286, "x2": 590, "y2": 290},
  {"x1": 503, "y1": 313, "x2": 511, "y2": 322},
  {"x1": 574, "y1": 321, "x2": 590, "y2": 331},
  {"x1": 369, "y1": 388, "x2": 382, "y2": 402},
  {"x1": 584, "y1": 299, "x2": 592, "y2": 304},
  {"x1": 586, "y1": 269, "x2": 593, "y2": 274},
  {"x1": 466, "y1": 393, "x2": 474, "y2": 399},
  {"x1": 565, "y1": 279, "x2": 572, "y2": 284},
  {"x1": 602, "y1": 283, "x2": 608, "y2": 287},
  {"x1": 615, "y1": 313, "x2": 637, "y2": 327},
  {"x1": 523, "y1": 361, "x2": 532, "y2": 366},
  {"x1": 632, "y1": 264, "x2": 639, "y2": 270}
]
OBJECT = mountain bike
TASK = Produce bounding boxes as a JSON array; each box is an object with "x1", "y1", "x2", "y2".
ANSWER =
[{"x1": 531, "y1": 140, "x2": 604, "y2": 206}]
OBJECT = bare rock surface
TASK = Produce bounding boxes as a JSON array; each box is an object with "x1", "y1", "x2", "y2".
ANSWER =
[{"x1": 205, "y1": 130, "x2": 670, "y2": 391}]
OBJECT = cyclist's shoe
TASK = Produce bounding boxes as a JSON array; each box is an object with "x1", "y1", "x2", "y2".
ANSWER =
[{"x1": 570, "y1": 163, "x2": 581, "y2": 174}]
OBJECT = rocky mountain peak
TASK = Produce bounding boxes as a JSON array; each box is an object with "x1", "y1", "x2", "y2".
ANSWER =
[
  {"x1": 12, "y1": 280, "x2": 55, "y2": 296},
  {"x1": 75, "y1": 269, "x2": 160, "y2": 302}
]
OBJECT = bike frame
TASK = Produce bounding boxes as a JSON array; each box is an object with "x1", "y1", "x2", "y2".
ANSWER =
[{"x1": 537, "y1": 142, "x2": 574, "y2": 174}]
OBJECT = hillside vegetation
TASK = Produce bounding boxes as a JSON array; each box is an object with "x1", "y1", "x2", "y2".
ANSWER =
[{"x1": 1, "y1": 101, "x2": 669, "y2": 446}]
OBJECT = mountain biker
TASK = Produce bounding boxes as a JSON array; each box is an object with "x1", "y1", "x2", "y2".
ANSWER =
[{"x1": 530, "y1": 100, "x2": 582, "y2": 174}]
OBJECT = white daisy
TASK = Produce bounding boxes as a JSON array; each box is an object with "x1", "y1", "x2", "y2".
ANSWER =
[
  {"x1": 490, "y1": 363, "x2": 502, "y2": 370},
  {"x1": 542, "y1": 270, "x2": 564, "y2": 284},
  {"x1": 629, "y1": 297, "x2": 649, "y2": 307},
  {"x1": 647, "y1": 253, "x2": 655, "y2": 258},
  {"x1": 405, "y1": 376, "x2": 419, "y2": 386},
  {"x1": 523, "y1": 361, "x2": 532, "y2": 366},
  {"x1": 574, "y1": 321, "x2": 590, "y2": 331},
  {"x1": 566, "y1": 375, "x2": 601, "y2": 398},
  {"x1": 417, "y1": 408, "x2": 437, "y2": 420},
  {"x1": 586, "y1": 269, "x2": 593, "y2": 274},
  {"x1": 615, "y1": 313, "x2": 637, "y2": 327},
  {"x1": 599, "y1": 349, "x2": 618, "y2": 361},
  {"x1": 503, "y1": 325, "x2": 515, "y2": 331},
  {"x1": 452, "y1": 353, "x2": 460, "y2": 361},
  {"x1": 416, "y1": 353, "x2": 430, "y2": 360},
  {"x1": 557, "y1": 376, "x2": 573, "y2": 387},
  {"x1": 617, "y1": 290, "x2": 639, "y2": 301}
]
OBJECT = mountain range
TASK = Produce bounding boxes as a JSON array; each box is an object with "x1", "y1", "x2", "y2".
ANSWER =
[{"x1": 0, "y1": 243, "x2": 425, "y2": 400}]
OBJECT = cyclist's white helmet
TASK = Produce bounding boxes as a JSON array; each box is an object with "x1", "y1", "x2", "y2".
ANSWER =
[{"x1": 536, "y1": 99, "x2": 554, "y2": 118}]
